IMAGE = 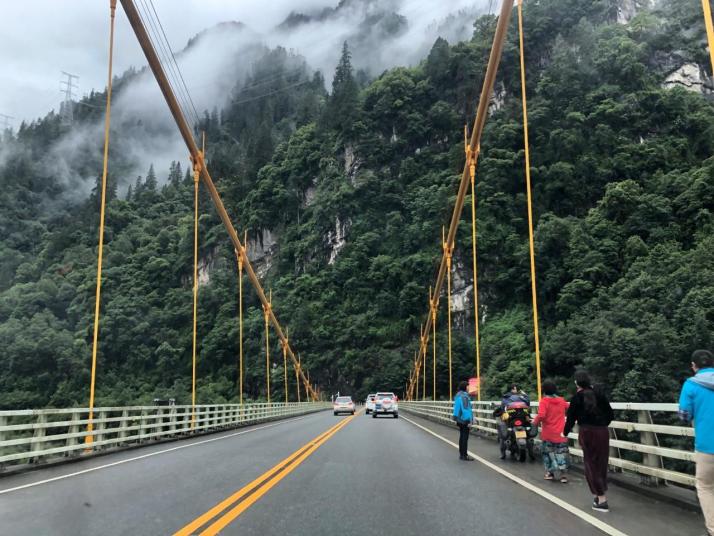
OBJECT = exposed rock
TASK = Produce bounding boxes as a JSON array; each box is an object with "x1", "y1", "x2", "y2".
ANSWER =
[
  {"x1": 450, "y1": 265, "x2": 471, "y2": 314},
  {"x1": 617, "y1": 0, "x2": 654, "y2": 24},
  {"x1": 183, "y1": 246, "x2": 219, "y2": 287},
  {"x1": 247, "y1": 229, "x2": 277, "y2": 278},
  {"x1": 662, "y1": 63, "x2": 712, "y2": 94},
  {"x1": 327, "y1": 217, "x2": 350, "y2": 265},
  {"x1": 302, "y1": 185, "x2": 317, "y2": 207},
  {"x1": 344, "y1": 145, "x2": 362, "y2": 185},
  {"x1": 344, "y1": 145, "x2": 355, "y2": 173},
  {"x1": 197, "y1": 257, "x2": 211, "y2": 286}
]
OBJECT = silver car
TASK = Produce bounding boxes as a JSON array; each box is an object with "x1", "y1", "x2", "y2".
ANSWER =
[
  {"x1": 333, "y1": 396, "x2": 355, "y2": 415},
  {"x1": 372, "y1": 392, "x2": 398, "y2": 418},
  {"x1": 365, "y1": 394, "x2": 376, "y2": 414}
]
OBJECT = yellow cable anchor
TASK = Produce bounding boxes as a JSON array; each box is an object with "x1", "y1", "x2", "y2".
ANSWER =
[{"x1": 86, "y1": 0, "x2": 117, "y2": 448}]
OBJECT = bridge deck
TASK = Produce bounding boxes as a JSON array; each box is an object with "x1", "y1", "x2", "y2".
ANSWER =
[{"x1": 0, "y1": 410, "x2": 705, "y2": 535}]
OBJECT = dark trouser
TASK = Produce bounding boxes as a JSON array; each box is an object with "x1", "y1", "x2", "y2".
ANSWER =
[
  {"x1": 458, "y1": 423, "x2": 470, "y2": 457},
  {"x1": 579, "y1": 425, "x2": 610, "y2": 496}
]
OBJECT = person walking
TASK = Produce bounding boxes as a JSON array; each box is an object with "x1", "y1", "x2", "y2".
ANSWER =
[
  {"x1": 563, "y1": 371, "x2": 614, "y2": 513},
  {"x1": 533, "y1": 380, "x2": 569, "y2": 483},
  {"x1": 453, "y1": 380, "x2": 474, "y2": 461},
  {"x1": 679, "y1": 349, "x2": 714, "y2": 536}
]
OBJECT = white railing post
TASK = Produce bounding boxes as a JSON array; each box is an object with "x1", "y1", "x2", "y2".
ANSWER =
[
  {"x1": 0, "y1": 415, "x2": 7, "y2": 445},
  {"x1": 139, "y1": 409, "x2": 148, "y2": 441},
  {"x1": 30, "y1": 413, "x2": 47, "y2": 464},
  {"x1": 65, "y1": 411, "x2": 80, "y2": 456},
  {"x1": 118, "y1": 409, "x2": 130, "y2": 443},
  {"x1": 95, "y1": 411, "x2": 107, "y2": 447},
  {"x1": 169, "y1": 406, "x2": 177, "y2": 434},
  {"x1": 638, "y1": 409, "x2": 664, "y2": 486}
]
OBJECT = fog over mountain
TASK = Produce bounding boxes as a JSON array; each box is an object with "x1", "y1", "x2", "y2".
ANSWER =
[{"x1": 4, "y1": 0, "x2": 487, "y2": 197}]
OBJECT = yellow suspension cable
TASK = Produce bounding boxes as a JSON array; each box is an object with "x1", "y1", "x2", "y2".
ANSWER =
[
  {"x1": 414, "y1": 348, "x2": 421, "y2": 400},
  {"x1": 421, "y1": 325, "x2": 427, "y2": 401},
  {"x1": 191, "y1": 159, "x2": 200, "y2": 427},
  {"x1": 466, "y1": 127, "x2": 483, "y2": 401},
  {"x1": 430, "y1": 287, "x2": 437, "y2": 401},
  {"x1": 409, "y1": 352, "x2": 419, "y2": 400},
  {"x1": 235, "y1": 239, "x2": 245, "y2": 406},
  {"x1": 704, "y1": 0, "x2": 714, "y2": 75},
  {"x1": 296, "y1": 353, "x2": 302, "y2": 403},
  {"x1": 518, "y1": 0, "x2": 542, "y2": 400},
  {"x1": 263, "y1": 290, "x2": 272, "y2": 404},
  {"x1": 409, "y1": 0, "x2": 514, "y2": 403},
  {"x1": 282, "y1": 330, "x2": 289, "y2": 404},
  {"x1": 442, "y1": 227, "x2": 454, "y2": 400},
  {"x1": 86, "y1": 0, "x2": 118, "y2": 447}
]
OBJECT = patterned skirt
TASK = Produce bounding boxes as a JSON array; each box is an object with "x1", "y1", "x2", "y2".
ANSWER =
[{"x1": 541, "y1": 440, "x2": 569, "y2": 474}]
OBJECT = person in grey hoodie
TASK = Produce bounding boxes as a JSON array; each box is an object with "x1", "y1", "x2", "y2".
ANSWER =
[{"x1": 679, "y1": 349, "x2": 714, "y2": 535}]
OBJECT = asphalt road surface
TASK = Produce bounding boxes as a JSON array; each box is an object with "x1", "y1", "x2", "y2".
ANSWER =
[{"x1": 0, "y1": 410, "x2": 705, "y2": 535}]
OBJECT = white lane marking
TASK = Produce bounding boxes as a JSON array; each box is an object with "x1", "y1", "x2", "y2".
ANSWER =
[
  {"x1": 401, "y1": 415, "x2": 629, "y2": 536},
  {"x1": 0, "y1": 413, "x2": 321, "y2": 495}
]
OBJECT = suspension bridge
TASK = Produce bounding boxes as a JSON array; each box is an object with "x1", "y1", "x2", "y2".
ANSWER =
[{"x1": 1, "y1": 0, "x2": 714, "y2": 534}]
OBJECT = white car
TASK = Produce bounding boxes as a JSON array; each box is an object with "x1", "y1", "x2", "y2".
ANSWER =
[
  {"x1": 372, "y1": 392, "x2": 398, "y2": 418},
  {"x1": 365, "y1": 394, "x2": 376, "y2": 414},
  {"x1": 333, "y1": 396, "x2": 355, "y2": 415}
]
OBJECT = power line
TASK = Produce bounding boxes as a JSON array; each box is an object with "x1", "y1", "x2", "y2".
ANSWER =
[{"x1": 231, "y1": 79, "x2": 312, "y2": 106}]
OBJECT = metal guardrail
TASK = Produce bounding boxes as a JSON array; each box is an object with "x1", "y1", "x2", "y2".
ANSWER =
[
  {"x1": 0, "y1": 402, "x2": 329, "y2": 470},
  {"x1": 402, "y1": 400, "x2": 696, "y2": 488}
]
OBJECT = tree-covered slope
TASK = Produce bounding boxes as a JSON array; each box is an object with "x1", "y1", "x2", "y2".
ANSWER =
[{"x1": 0, "y1": 0, "x2": 712, "y2": 408}]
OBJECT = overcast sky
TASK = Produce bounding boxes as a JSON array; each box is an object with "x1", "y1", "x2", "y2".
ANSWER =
[
  {"x1": 2, "y1": 0, "x2": 486, "y2": 191},
  {"x1": 1, "y1": 0, "x2": 338, "y2": 126}
]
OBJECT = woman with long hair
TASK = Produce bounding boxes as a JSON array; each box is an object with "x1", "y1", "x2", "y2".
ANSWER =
[{"x1": 563, "y1": 370, "x2": 614, "y2": 512}]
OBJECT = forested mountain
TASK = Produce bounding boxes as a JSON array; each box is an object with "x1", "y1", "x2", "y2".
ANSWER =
[{"x1": 0, "y1": 0, "x2": 712, "y2": 408}]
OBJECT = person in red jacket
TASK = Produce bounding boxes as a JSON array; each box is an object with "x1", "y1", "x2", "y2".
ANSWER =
[{"x1": 533, "y1": 380, "x2": 570, "y2": 483}]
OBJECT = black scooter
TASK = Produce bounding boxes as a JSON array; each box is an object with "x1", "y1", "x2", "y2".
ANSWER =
[{"x1": 493, "y1": 402, "x2": 537, "y2": 462}]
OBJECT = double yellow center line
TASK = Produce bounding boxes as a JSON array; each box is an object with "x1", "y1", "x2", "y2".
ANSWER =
[{"x1": 174, "y1": 413, "x2": 357, "y2": 535}]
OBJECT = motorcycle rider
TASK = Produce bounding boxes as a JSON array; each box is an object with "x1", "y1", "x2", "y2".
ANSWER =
[
  {"x1": 497, "y1": 384, "x2": 531, "y2": 459},
  {"x1": 501, "y1": 383, "x2": 531, "y2": 408}
]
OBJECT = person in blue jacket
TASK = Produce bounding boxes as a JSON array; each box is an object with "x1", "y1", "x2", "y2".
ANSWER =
[
  {"x1": 679, "y1": 349, "x2": 714, "y2": 536},
  {"x1": 453, "y1": 380, "x2": 474, "y2": 461}
]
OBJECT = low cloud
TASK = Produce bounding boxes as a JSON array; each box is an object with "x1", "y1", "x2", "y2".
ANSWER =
[{"x1": 3, "y1": 0, "x2": 489, "y2": 199}]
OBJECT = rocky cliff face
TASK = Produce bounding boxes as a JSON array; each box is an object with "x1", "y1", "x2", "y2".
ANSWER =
[
  {"x1": 247, "y1": 230, "x2": 278, "y2": 278},
  {"x1": 663, "y1": 63, "x2": 714, "y2": 94},
  {"x1": 616, "y1": 0, "x2": 656, "y2": 24}
]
